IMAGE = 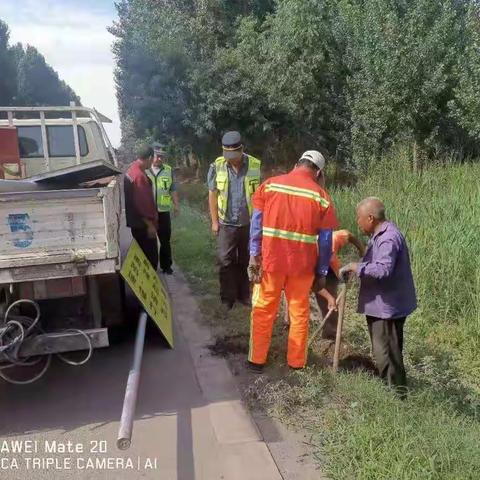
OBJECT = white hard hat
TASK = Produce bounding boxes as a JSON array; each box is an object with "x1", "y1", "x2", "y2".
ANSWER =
[{"x1": 300, "y1": 150, "x2": 325, "y2": 171}]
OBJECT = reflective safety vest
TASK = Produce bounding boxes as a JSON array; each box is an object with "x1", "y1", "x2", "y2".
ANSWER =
[
  {"x1": 147, "y1": 165, "x2": 173, "y2": 212},
  {"x1": 214, "y1": 155, "x2": 261, "y2": 220}
]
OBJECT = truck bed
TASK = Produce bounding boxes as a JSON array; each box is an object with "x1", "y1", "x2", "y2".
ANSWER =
[{"x1": 0, "y1": 178, "x2": 120, "y2": 283}]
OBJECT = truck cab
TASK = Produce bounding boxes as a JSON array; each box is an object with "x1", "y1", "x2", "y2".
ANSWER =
[
  {"x1": 5, "y1": 118, "x2": 111, "y2": 177},
  {"x1": 0, "y1": 105, "x2": 117, "y2": 179}
]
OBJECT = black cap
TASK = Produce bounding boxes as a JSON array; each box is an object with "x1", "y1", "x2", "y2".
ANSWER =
[
  {"x1": 152, "y1": 141, "x2": 166, "y2": 155},
  {"x1": 222, "y1": 131, "x2": 243, "y2": 160},
  {"x1": 222, "y1": 131, "x2": 242, "y2": 150}
]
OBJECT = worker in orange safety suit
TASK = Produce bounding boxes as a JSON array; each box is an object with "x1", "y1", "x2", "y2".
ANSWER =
[{"x1": 247, "y1": 151, "x2": 338, "y2": 371}]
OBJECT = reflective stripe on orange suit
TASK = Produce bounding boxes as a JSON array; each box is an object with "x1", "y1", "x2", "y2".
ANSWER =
[{"x1": 248, "y1": 168, "x2": 338, "y2": 368}]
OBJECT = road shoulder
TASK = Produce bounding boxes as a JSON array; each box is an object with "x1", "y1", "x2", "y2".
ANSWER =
[{"x1": 165, "y1": 269, "x2": 323, "y2": 480}]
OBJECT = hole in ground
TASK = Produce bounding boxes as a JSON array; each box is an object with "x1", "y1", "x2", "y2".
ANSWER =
[
  {"x1": 208, "y1": 334, "x2": 249, "y2": 356},
  {"x1": 340, "y1": 354, "x2": 377, "y2": 374}
]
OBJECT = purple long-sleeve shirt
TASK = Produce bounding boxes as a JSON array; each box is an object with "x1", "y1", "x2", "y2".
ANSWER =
[{"x1": 357, "y1": 221, "x2": 417, "y2": 319}]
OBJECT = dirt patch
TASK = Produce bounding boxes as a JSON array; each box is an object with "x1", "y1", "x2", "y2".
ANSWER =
[
  {"x1": 208, "y1": 334, "x2": 250, "y2": 356},
  {"x1": 340, "y1": 354, "x2": 377, "y2": 374},
  {"x1": 308, "y1": 339, "x2": 377, "y2": 375},
  {"x1": 208, "y1": 328, "x2": 377, "y2": 376}
]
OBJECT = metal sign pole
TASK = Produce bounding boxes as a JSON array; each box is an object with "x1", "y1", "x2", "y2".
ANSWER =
[{"x1": 117, "y1": 310, "x2": 148, "y2": 450}]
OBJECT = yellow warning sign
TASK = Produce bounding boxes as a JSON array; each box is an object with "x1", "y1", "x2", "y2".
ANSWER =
[{"x1": 120, "y1": 239, "x2": 174, "y2": 347}]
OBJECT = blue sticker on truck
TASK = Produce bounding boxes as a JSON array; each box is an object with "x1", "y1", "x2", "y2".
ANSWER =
[{"x1": 8, "y1": 213, "x2": 34, "y2": 248}]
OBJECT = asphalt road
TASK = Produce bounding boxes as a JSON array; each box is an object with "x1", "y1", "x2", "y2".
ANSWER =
[
  {"x1": 0, "y1": 219, "x2": 202, "y2": 480},
  {"x1": 0, "y1": 294, "x2": 209, "y2": 479},
  {"x1": 0, "y1": 222, "x2": 283, "y2": 480},
  {"x1": 0, "y1": 209, "x2": 324, "y2": 480}
]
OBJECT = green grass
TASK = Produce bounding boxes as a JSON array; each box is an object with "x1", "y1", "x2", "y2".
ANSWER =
[
  {"x1": 172, "y1": 203, "x2": 216, "y2": 295},
  {"x1": 248, "y1": 370, "x2": 480, "y2": 480},
  {"x1": 173, "y1": 158, "x2": 480, "y2": 479},
  {"x1": 172, "y1": 202, "x2": 252, "y2": 336}
]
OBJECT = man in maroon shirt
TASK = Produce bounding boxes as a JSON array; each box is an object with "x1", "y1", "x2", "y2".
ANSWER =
[{"x1": 124, "y1": 145, "x2": 159, "y2": 268}]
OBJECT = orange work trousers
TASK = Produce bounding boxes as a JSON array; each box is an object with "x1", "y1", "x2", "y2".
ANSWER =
[{"x1": 248, "y1": 271, "x2": 314, "y2": 368}]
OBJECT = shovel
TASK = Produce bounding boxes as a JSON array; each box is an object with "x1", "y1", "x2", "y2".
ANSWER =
[
  {"x1": 307, "y1": 283, "x2": 346, "y2": 347},
  {"x1": 284, "y1": 278, "x2": 348, "y2": 373},
  {"x1": 332, "y1": 281, "x2": 347, "y2": 373},
  {"x1": 307, "y1": 280, "x2": 348, "y2": 373}
]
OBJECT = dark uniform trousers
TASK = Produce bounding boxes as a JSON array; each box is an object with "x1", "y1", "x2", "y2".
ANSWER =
[
  {"x1": 217, "y1": 224, "x2": 250, "y2": 306},
  {"x1": 131, "y1": 228, "x2": 158, "y2": 270},
  {"x1": 367, "y1": 315, "x2": 407, "y2": 393},
  {"x1": 157, "y1": 212, "x2": 173, "y2": 272}
]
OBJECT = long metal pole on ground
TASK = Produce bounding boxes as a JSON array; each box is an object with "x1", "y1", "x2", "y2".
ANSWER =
[
  {"x1": 117, "y1": 310, "x2": 148, "y2": 450},
  {"x1": 332, "y1": 283, "x2": 347, "y2": 373}
]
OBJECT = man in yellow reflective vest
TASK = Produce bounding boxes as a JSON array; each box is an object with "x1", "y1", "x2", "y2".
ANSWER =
[
  {"x1": 207, "y1": 131, "x2": 261, "y2": 310},
  {"x1": 147, "y1": 146, "x2": 179, "y2": 274}
]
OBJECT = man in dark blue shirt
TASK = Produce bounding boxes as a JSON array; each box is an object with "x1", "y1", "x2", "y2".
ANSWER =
[{"x1": 207, "y1": 132, "x2": 261, "y2": 310}]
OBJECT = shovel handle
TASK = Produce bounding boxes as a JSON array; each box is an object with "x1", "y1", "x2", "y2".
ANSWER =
[{"x1": 332, "y1": 282, "x2": 347, "y2": 373}]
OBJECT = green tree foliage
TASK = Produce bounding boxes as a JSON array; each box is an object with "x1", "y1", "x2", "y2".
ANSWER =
[
  {"x1": 333, "y1": 0, "x2": 472, "y2": 168},
  {"x1": 450, "y1": 4, "x2": 480, "y2": 143},
  {"x1": 110, "y1": 1, "x2": 193, "y2": 148},
  {"x1": 112, "y1": 0, "x2": 480, "y2": 171},
  {"x1": 15, "y1": 45, "x2": 79, "y2": 106},
  {"x1": 0, "y1": 20, "x2": 17, "y2": 105},
  {"x1": 0, "y1": 18, "x2": 79, "y2": 107}
]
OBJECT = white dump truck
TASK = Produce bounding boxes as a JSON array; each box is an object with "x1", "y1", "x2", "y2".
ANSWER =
[{"x1": 0, "y1": 105, "x2": 126, "y2": 384}]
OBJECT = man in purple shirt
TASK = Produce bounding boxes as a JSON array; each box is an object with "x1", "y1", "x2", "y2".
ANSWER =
[{"x1": 341, "y1": 197, "x2": 416, "y2": 394}]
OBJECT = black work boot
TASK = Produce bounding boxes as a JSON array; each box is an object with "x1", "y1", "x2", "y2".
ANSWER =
[{"x1": 246, "y1": 361, "x2": 264, "y2": 373}]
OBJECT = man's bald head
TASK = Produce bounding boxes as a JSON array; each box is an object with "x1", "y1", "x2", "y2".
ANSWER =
[
  {"x1": 356, "y1": 197, "x2": 387, "y2": 235},
  {"x1": 357, "y1": 197, "x2": 386, "y2": 220}
]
